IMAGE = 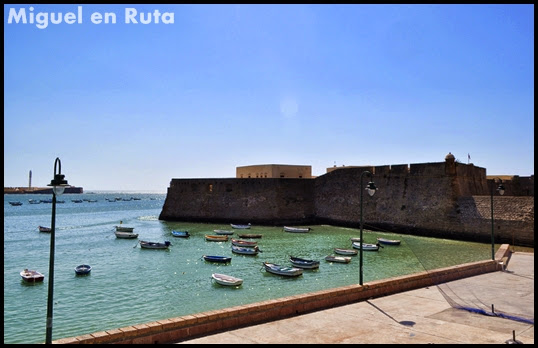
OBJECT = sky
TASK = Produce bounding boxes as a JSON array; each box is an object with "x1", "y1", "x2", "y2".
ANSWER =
[{"x1": 4, "y1": 4, "x2": 534, "y2": 192}]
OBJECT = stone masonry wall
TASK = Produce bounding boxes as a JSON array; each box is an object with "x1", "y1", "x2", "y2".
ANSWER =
[
  {"x1": 159, "y1": 161, "x2": 534, "y2": 247},
  {"x1": 159, "y1": 178, "x2": 315, "y2": 225}
]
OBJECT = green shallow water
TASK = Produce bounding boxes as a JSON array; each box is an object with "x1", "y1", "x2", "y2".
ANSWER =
[{"x1": 4, "y1": 193, "x2": 497, "y2": 344}]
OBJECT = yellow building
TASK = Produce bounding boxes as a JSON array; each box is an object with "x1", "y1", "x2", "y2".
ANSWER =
[{"x1": 236, "y1": 164, "x2": 312, "y2": 179}]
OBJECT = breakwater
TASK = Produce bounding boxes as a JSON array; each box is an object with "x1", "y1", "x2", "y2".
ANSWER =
[
  {"x1": 159, "y1": 157, "x2": 534, "y2": 247},
  {"x1": 4, "y1": 186, "x2": 83, "y2": 194}
]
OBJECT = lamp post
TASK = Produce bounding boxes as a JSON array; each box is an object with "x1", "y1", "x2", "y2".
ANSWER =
[
  {"x1": 490, "y1": 178, "x2": 505, "y2": 261},
  {"x1": 359, "y1": 171, "x2": 377, "y2": 285},
  {"x1": 45, "y1": 158, "x2": 69, "y2": 344}
]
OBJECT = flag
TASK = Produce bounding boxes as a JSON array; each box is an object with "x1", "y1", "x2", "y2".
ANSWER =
[{"x1": 468, "y1": 153, "x2": 471, "y2": 163}]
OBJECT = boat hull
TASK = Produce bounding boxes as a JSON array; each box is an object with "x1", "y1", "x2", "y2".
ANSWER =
[
  {"x1": 351, "y1": 242, "x2": 380, "y2": 251},
  {"x1": 238, "y1": 234, "x2": 262, "y2": 239},
  {"x1": 75, "y1": 265, "x2": 92, "y2": 275},
  {"x1": 205, "y1": 235, "x2": 228, "y2": 242},
  {"x1": 283, "y1": 226, "x2": 311, "y2": 233},
  {"x1": 115, "y1": 231, "x2": 139, "y2": 239},
  {"x1": 377, "y1": 238, "x2": 401, "y2": 245},
  {"x1": 325, "y1": 255, "x2": 351, "y2": 263},
  {"x1": 334, "y1": 248, "x2": 358, "y2": 256},
  {"x1": 289, "y1": 257, "x2": 320, "y2": 269},
  {"x1": 140, "y1": 241, "x2": 171, "y2": 249},
  {"x1": 212, "y1": 273, "x2": 243, "y2": 286},
  {"x1": 20, "y1": 270, "x2": 44, "y2": 282},
  {"x1": 172, "y1": 231, "x2": 190, "y2": 238},
  {"x1": 263, "y1": 262, "x2": 303, "y2": 276},
  {"x1": 231, "y1": 245, "x2": 259, "y2": 255},
  {"x1": 203, "y1": 255, "x2": 232, "y2": 263},
  {"x1": 230, "y1": 224, "x2": 251, "y2": 229},
  {"x1": 115, "y1": 226, "x2": 134, "y2": 232},
  {"x1": 231, "y1": 239, "x2": 257, "y2": 247}
]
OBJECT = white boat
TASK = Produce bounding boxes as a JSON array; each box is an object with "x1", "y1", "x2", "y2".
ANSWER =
[
  {"x1": 283, "y1": 226, "x2": 311, "y2": 233},
  {"x1": 231, "y1": 244, "x2": 260, "y2": 255},
  {"x1": 214, "y1": 229, "x2": 234, "y2": 235},
  {"x1": 351, "y1": 242, "x2": 380, "y2": 251},
  {"x1": 350, "y1": 237, "x2": 361, "y2": 242},
  {"x1": 115, "y1": 226, "x2": 134, "y2": 232},
  {"x1": 139, "y1": 240, "x2": 171, "y2": 249},
  {"x1": 20, "y1": 269, "x2": 44, "y2": 282},
  {"x1": 263, "y1": 262, "x2": 303, "y2": 277},
  {"x1": 334, "y1": 248, "x2": 358, "y2": 256},
  {"x1": 230, "y1": 223, "x2": 251, "y2": 229},
  {"x1": 212, "y1": 273, "x2": 243, "y2": 287},
  {"x1": 231, "y1": 238, "x2": 257, "y2": 247},
  {"x1": 324, "y1": 255, "x2": 351, "y2": 263},
  {"x1": 115, "y1": 231, "x2": 139, "y2": 239},
  {"x1": 376, "y1": 237, "x2": 401, "y2": 245}
]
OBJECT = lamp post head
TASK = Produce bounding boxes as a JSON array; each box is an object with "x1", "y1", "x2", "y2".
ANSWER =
[
  {"x1": 47, "y1": 158, "x2": 69, "y2": 196},
  {"x1": 366, "y1": 181, "x2": 377, "y2": 197},
  {"x1": 497, "y1": 182, "x2": 505, "y2": 196}
]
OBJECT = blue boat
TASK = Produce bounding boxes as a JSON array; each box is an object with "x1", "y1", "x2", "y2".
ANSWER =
[
  {"x1": 74, "y1": 264, "x2": 92, "y2": 275},
  {"x1": 172, "y1": 230, "x2": 190, "y2": 238},
  {"x1": 202, "y1": 255, "x2": 232, "y2": 263}
]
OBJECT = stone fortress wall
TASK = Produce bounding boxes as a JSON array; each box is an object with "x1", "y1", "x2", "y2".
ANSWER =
[{"x1": 159, "y1": 155, "x2": 534, "y2": 247}]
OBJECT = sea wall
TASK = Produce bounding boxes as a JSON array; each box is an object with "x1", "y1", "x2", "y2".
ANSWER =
[
  {"x1": 159, "y1": 178, "x2": 315, "y2": 225},
  {"x1": 159, "y1": 161, "x2": 534, "y2": 247}
]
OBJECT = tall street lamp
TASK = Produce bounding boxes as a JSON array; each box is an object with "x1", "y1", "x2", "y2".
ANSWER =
[
  {"x1": 359, "y1": 171, "x2": 377, "y2": 285},
  {"x1": 490, "y1": 178, "x2": 505, "y2": 260},
  {"x1": 45, "y1": 158, "x2": 69, "y2": 344}
]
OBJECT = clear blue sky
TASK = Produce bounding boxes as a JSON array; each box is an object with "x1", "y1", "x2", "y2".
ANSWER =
[{"x1": 4, "y1": 4, "x2": 534, "y2": 192}]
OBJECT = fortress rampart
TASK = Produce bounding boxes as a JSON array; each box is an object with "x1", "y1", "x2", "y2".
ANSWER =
[{"x1": 159, "y1": 157, "x2": 534, "y2": 247}]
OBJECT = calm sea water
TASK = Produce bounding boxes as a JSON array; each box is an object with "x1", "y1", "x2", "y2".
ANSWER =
[{"x1": 5, "y1": 192, "x2": 495, "y2": 344}]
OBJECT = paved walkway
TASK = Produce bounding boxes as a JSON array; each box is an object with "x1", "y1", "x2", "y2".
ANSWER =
[{"x1": 177, "y1": 252, "x2": 534, "y2": 344}]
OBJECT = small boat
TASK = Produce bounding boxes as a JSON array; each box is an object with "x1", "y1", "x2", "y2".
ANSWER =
[
  {"x1": 212, "y1": 273, "x2": 243, "y2": 287},
  {"x1": 334, "y1": 248, "x2": 358, "y2": 256},
  {"x1": 230, "y1": 223, "x2": 251, "y2": 229},
  {"x1": 231, "y1": 238, "x2": 257, "y2": 247},
  {"x1": 205, "y1": 235, "x2": 228, "y2": 242},
  {"x1": 325, "y1": 255, "x2": 351, "y2": 263},
  {"x1": 263, "y1": 262, "x2": 303, "y2": 277},
  {"x1": 172, "y1": 230, "x2": 190, "y2": 238},
  {"x1": 9, "y1": 201, "x2": 23, "y2": 206},
  {"x1": 351, "y1": 242, "x2": 380, "y2": 251},
  {"x1": 238, "y1": 234, "x2": 262, "y2": 239},
  {"x1": 203, "y1": 255, "x2": 232, "y2": 263},
  {"x1": 115, "y1": 231, "x2": 139, "y2": 239},
  {"x1": 38, "y1": 225, "x2": 52, "y2": 233},
  {"x1": 289, "y1": 256, "x2": 320, "y2": 269},
  {"x1": 72, "y1": 199, "x2": 83, "y2": 203},
  {"x1": 20, "y1": 269, "x2": 44, "y2": 283},
  {"x1": 139, "y1": 240, "x2": 171, "y2": 249},
  {"x1": 74, "y1": 264, "x2": 92, "y2": 275},
  {"x1": 283, "y1": 226, "x2": 311, "y2": 233},
  {"x1": 377, "y1": 237, "x2": 401, "y2": 246},
  {"x1": 231, "y1": 244, "x2": 260, "y2": 255},
  {"x1": 214, "y1": 229, "x2": 234, "y2": 235},
  {"x1": 115, "y1": 225, "x2": 135, "y2": 232},
  {"x1": 40, "y1": 199, "x2": 52, "y2": 203},
  {"x1": 28, "y1": 199, "x2": 41, "y2": 204},
  {"x1": 350, "y1": 237, "x2": 362, "y2": 242}
]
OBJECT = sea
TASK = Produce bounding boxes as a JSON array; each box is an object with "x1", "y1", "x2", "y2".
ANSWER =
[{"x1": 5, "y1": 191, "x2": 498, "y2": 344}]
